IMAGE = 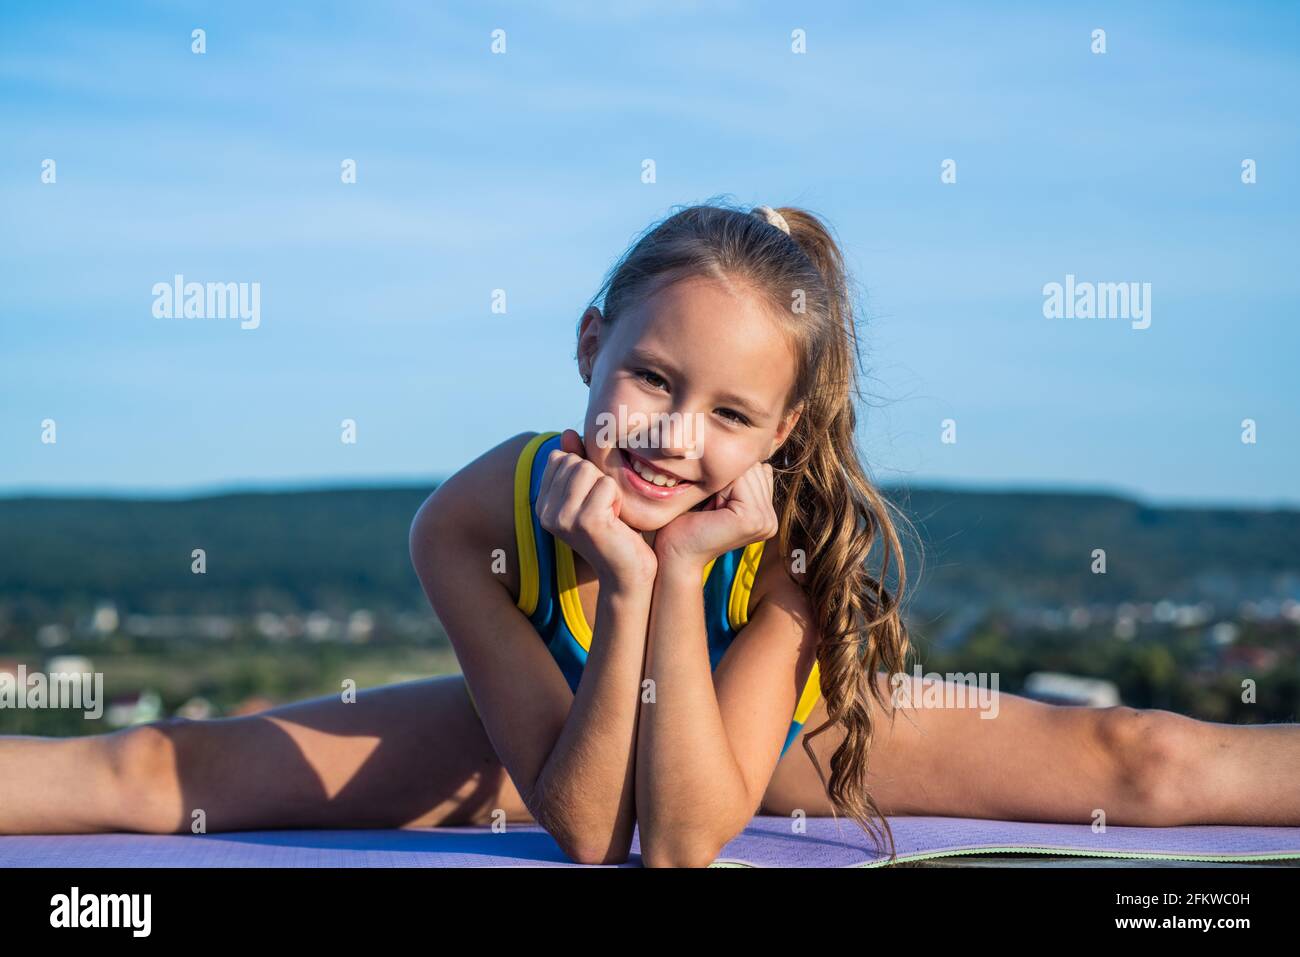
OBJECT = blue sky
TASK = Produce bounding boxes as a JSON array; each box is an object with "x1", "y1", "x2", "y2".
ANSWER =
[{"x1": 2, "y1": 0, "x2": 1297, "y2": 507}]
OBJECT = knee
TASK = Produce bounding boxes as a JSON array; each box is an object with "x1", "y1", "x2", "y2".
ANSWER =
[
  {"x1": 1096, "y1": 706, "x2": 1191, "y2": 824},
  {"x1": 104, "y1": 718, "x2": 189, "y2": 833}
]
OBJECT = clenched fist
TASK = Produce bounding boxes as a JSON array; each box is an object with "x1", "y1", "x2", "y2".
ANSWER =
[
  {"x1": 536, "y1": 429, "x2": 659, "y2": 588},
  {"x1": 652, "y1": 459, "x2": 778, "y2": 571}
]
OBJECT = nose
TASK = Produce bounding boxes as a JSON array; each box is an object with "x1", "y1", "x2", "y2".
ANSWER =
[{"x1": 651, "y1": 411, "x2": 706, "y2": 461}]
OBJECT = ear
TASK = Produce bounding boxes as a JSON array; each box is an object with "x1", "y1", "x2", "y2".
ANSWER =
[
  {"x1": 768, "y1": 402, "x2": 803, "y2": 459},
  {"x1": 577, "y1": 307, "x2": 603, "y2": 383}
]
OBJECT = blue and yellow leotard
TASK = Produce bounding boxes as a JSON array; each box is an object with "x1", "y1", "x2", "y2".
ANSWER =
[{"x1": 465, "y1": 430, "x2": 821, "y2": 759}]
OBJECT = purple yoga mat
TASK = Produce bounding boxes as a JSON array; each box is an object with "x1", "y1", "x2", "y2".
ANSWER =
[
  {"x1": 3, "y1": 815, "x2": 1299, "y2": 867},
  {"x1": 2, "y1": 816, "x2": 1300, "y2": 868}
]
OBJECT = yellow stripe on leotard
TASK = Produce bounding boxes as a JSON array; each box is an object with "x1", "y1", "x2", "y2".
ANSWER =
[
  {"x1": 514, "y1": 431, "x2": 561, "y2": 617},
  {"x1": 728, "y1": 538, "x2": 822, "y2": 723},
  {"x1": 793, "y1": 661, "x2": 821, "y2": 723},
  {"x1": 471, "y1": 431, "x2": 561, "y2": 722},
  {"x1": 554, "y1": 540, "x2": 592, "y2": 652},
  {"x1": 727, "y1": 540, "x2": 765, "y2": 630},
  {"x1": 556, "y1": 537, "x2": 719, "y2": 652}
]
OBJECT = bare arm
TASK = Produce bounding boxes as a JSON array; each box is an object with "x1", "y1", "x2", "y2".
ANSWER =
[
  {"x1": 526, "y1": 575, "x2": 653, "y2": 863},
  {"x1": 410, "y1": 430, "x2": 658, "y2": 864},
  {"x1": 635, "y1": 556, "x2": 753, "y2": 867},
  {"x1": 636, "y1": 549, "x2": 819, "y2": 868}
]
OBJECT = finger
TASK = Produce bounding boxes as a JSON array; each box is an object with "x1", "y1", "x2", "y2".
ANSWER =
[
  {"x1": 735, "y1": 466, "x2": 772, "y2": 528},
  {"x1": 540, "y1": 445, "x2": 583, "y2": 523},
  {"x1": 714, "y1": 481, "x2": 736, "y2": 509},
  {"x1": 735, "y1": 464, "x2": 762, "y2": 504},
  {"x1": 583, "y1": 473, "x2": 620, "y2": 523},
  {"x1": 556, "y1": 460, "x2": 602, "y2": 529},
  {"x1": 561, "y1": 428, "x2": 586, "y2": 459},
  {"x1": 760, "y1": 465, "x2": 779, "y2": 536},
  {"x1": 537, "y1": 449, "x2": 564, "y2": 523}
]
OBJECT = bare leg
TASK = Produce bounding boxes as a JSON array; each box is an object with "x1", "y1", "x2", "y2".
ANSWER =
[
  {"x1": 0, "y1": 733, "x2": 130, "y2": 834},
  {"x1": 1153, "y1": 714, "x2": 1300, "y2": 825},
  {"x1": 761, "y1": 672, "x2": 1300, "y2": 826},
  {"x1": 0, "y1": 675, "x2": 536, "y2": 835}
]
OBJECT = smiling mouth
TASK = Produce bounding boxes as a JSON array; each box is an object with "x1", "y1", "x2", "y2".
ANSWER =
[{"x1": 618, "y1": 448, "x2": 696, "y2": 496}]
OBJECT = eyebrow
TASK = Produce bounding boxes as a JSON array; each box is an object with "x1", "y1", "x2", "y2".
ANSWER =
[{"x1": 626, "y1": 347, "x2": 771, "y2": 421}]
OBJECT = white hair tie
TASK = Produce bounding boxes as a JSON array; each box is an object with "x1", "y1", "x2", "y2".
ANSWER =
[{"x1": 752, "y1": 205, "x2": 791, "y2": 236}]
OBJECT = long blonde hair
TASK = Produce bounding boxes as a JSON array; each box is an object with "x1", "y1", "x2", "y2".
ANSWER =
[{"x1": 585, "y1": 197, "x2": 917, "y2": 862}]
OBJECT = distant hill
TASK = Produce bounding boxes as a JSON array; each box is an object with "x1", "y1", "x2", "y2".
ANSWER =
[
  {"x1": 2, "y1": 487, "x2": 432, "y2": 615},
  {"x1": 2, "y1": 484, "x2": 1297, "y2": 617},
  {"x1": 889, "y1": 487, "x2": 1300, "y2": 614}
]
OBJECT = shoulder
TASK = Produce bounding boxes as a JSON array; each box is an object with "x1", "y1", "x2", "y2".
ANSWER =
[
  {"x1": 725, "y1": 534, "x2": 820, "y2": 716},
  {"x1": 408, "y1": 430, "x2": 541, "y2": 606},
  {"x1": 746, "y1": 534, "x2": 811, "y2": 621}
]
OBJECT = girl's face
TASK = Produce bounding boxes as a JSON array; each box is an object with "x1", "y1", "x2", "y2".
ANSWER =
[{"x1": 577, "y1": 274, "x2": 803, "y2": 540}]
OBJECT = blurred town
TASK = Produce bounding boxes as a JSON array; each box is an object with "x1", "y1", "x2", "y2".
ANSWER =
[{"x1": 2, "y1": 484, "x2": 1297, "y2": 735}]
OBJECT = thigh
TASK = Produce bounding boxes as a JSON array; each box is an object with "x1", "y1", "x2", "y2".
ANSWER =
[
  {"x1": 760, "y1": 670, "x2": 1121, "y2": 823},
  {"x1": 142, "y1": 674, "x2": 535, "y2": 832}
]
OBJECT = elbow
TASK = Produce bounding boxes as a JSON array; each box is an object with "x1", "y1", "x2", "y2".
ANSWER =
[
  {"x1": 529, "y1": 788, "x2": 633, "y2": 866},
  {"x1": 565, "y1": 839, "x2": 633, "y2": 866},
  {"x1": 639, "y1": 824, "x2": 731, "y2": 869},
  {"x1": 407, "y1": 492, "x2": 439, "y2": 568},
  {"x1": 556, "y1": 824, "x2": 634, "y2": 866},
  {"x1": 640, "y1": 836, "x2": 722, "y2": 869},
  {"x1": 639, "y1": 798, "x2": 753, "y2": 868}
]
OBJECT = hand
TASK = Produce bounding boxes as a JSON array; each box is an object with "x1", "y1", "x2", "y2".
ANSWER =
[
  {"x1": 536, "y1": 429, "x2": 659, "y2": 588},
  {"x1": 653, "y1": 460, "x2": 778, "y2": 571}
]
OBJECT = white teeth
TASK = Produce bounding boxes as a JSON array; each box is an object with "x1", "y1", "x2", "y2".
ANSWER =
[{"x1": 628, "y1": 455, "x2": 678, "y2": 487}]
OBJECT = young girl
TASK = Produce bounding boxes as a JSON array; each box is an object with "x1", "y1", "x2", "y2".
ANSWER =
[{"x1": 3, "y1": 200, "x2": 1297, "y2": 866}]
